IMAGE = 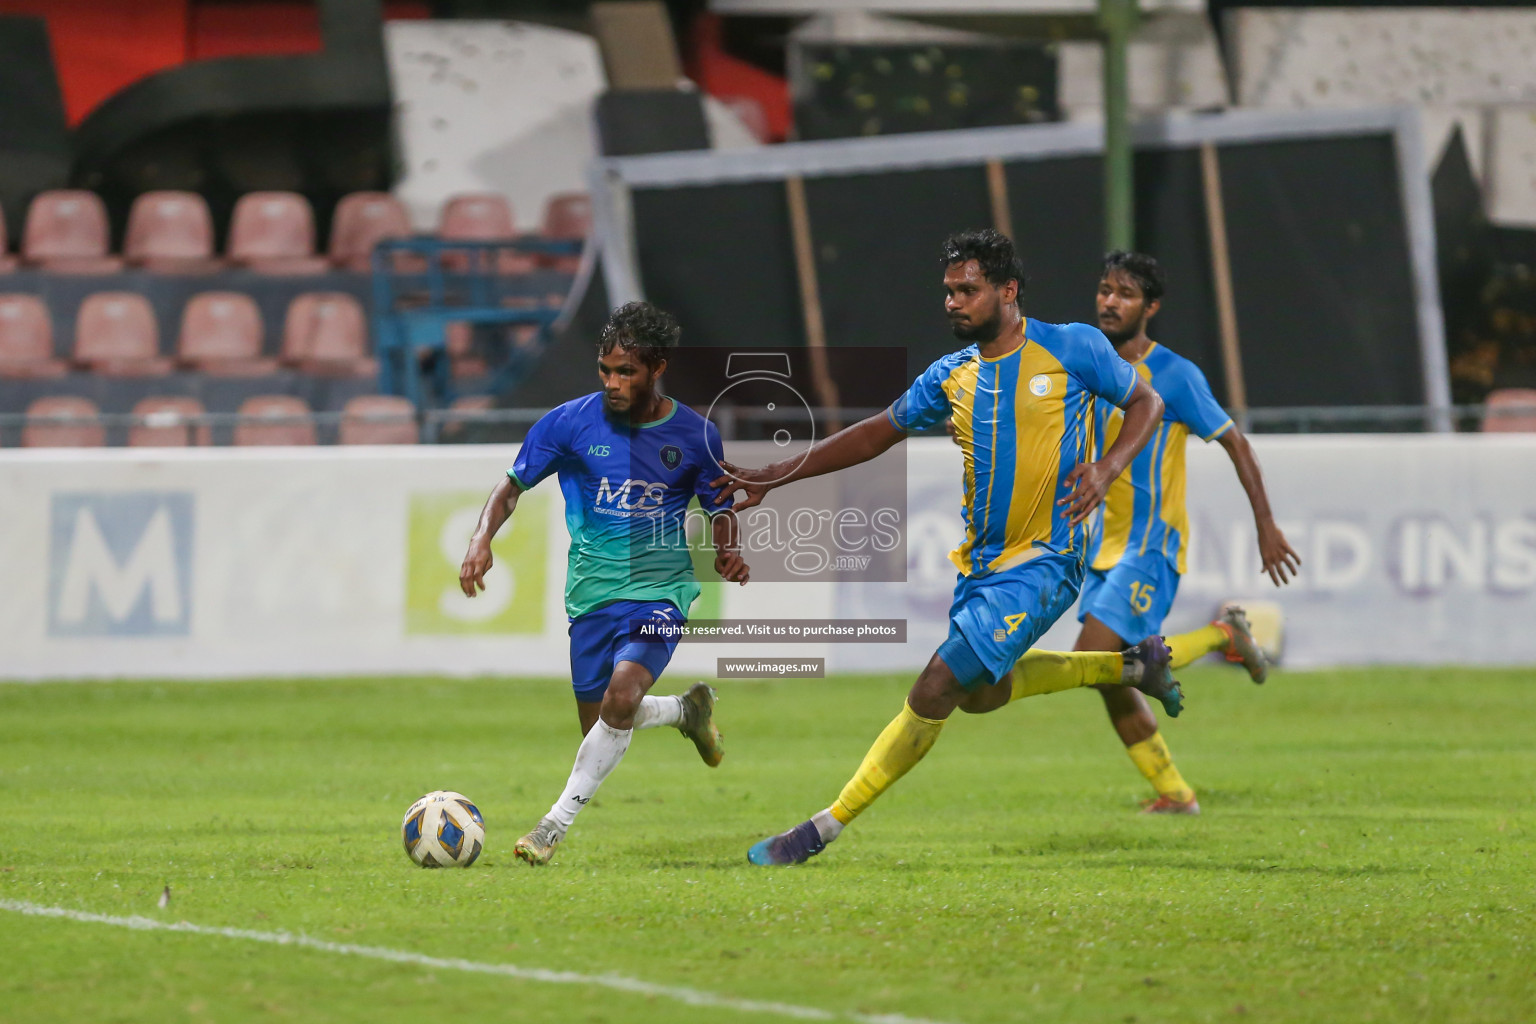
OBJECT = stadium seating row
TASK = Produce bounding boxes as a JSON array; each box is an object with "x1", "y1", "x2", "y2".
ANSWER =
[
  {"x1": 0, "y1": 291, "x2": 371, "y2": 378},
  {"x1": 15, "y1": 394, "x2": 419, "y2": 447},
  {"x1": 14, "y1": 385, "x2": 1533, "y2": 448},
  {"x1": 0, "y1": 190, "x2": 591, "y2": 275}
]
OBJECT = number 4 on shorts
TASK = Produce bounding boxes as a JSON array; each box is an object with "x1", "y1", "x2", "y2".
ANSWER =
[{"x1": 1003, "y1": 612, "x2": 1028, "y2": 635}]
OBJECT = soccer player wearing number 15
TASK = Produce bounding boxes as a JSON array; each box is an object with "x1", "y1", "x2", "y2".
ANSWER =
[{"x1": 1078, "y1": 251, "x2": 1301, "y2": 814}]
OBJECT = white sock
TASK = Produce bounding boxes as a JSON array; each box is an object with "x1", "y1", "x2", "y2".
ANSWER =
[
  {"x1": 545, "y1": 719, "x2": 633, "y2": 833},
  {"x1": 634, "y1": 694, "x2": 684, "y2": 730},
  {"x1": 812, "y1": 808, "x2": 844, "y2": 844}
]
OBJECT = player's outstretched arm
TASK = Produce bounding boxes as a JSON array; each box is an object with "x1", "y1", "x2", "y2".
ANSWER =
[
  {"x1": 459, "y1": 475, "x2": 522, "y2": 596},
  {"x1": 710, "y1": 412, "x2": 904, "y2": 511},
  {"x1": 1217, "y1": 427, "x2": 1301, "y2": 587},
  {"x1": 710, "y1": 510, "x2": 750, "y2": 585},
  {"x1": 1059, "y1": 377, "x2": 1164, "y2": 526}
]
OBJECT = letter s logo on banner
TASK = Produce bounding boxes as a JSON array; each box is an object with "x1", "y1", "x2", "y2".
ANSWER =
[
  {"x1": 48, "y1": 492, "x2": 194, "y2": 636},
  {"x1": 405, "y1": 491, "x2": 547, "y2": 635}
]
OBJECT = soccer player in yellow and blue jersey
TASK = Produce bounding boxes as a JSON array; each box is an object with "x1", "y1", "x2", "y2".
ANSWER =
[
  {"x1": 717, "y1": 230, "x2": 1180, "y2": 866},
  {"x1": 1076, "y1": 251, "x2": 1300, "y2": 814}
]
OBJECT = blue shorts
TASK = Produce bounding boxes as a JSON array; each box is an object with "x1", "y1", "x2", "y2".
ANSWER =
[
  {"x1": 937, "y1": 552, "x2": 1085, "y2": 689},
  {"x1": 1078, "y1": 553, "x2": 1181, "y2": 645},
  {"x1": 568, "y1": 599, "x2": 683, "y2": 703}
]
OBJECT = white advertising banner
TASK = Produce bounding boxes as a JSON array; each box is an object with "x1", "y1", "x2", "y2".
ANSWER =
[
  {"x1": 0, "y1": 446, "x2": 831, "y2": 681},
  {"x1": 836, "y1": 434, "x2": 1536, "y2": 670},
  {"x1": 1, "y1": 435, "x2": 1533, "y2": 680}
]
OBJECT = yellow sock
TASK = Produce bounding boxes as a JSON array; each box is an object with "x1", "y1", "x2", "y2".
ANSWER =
[
  {"x1": 1167, "y1": 623, "x2": 1228, "y2": 670},
  {"x1": 830, "y1": 701, "x2": 945, "y2": 825},
  {"x1": 1126, "y1": 732, "x2": 1195, "y2": 802},
  {"x1": 1007, "y1": 650, "x2": 1121, "y2": 701}
]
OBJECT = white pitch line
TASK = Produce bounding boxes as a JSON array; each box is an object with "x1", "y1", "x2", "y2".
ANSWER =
[{"x1": 1, "y1": 899, "x2": 951, "y2": 1024}]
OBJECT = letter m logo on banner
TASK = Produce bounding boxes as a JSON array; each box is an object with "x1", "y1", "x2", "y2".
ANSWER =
[{"x1": 48, "y1": 492, "x2": 194, "y2": 636}]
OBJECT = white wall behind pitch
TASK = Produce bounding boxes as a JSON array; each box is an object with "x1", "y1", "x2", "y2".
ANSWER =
[
  {"x1": 1056, "y1": 13, "x2": 1229, "y2": 118},
  {"x1": 1226, "y1": 8, "x2": 1536, "y2": 225},
  {"x1": 386, "y1": 21, "x2": 761, "y2": 233},
  {"x1": 387, "y1": 21, "x2": 607, "y2": 232}
]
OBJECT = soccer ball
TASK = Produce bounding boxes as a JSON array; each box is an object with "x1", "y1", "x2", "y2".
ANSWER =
[{"x1": 401, "y1": 791, "x2": 485, "y2": 867}]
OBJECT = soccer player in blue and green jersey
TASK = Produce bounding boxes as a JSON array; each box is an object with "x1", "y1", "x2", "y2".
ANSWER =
[
  {"x1": 458, "y1": 302, "x2": 749, "y2": 866},
  {"x1": 1076, "y1": 251, "x2": 1300, "y2": 814}
]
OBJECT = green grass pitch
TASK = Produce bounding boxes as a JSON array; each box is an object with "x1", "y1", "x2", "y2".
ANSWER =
[{"x1": 2, "y1": 666, "x2": 1533, "y2": 1023}]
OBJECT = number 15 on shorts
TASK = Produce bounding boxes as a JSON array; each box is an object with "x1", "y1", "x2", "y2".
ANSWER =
[{"x1": 1129, "y1": 581, "x2": 1156, "y2": 614}]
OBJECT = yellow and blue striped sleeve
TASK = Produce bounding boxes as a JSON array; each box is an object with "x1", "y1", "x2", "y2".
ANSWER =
[
  {"x1": 887, "y1": 352, "x2": 963, "y2": 432},
  {"x1": 1060, "y1": 323, "x2": 1140, "y2": 406},
  {"x1": 1164, "y1": 359, "x2": 1233, "y2": 441}
]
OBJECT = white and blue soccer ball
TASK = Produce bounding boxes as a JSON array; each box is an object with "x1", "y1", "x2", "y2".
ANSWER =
[{"x1": 401, "y1": 791, "x2": 485, "y2": 867}]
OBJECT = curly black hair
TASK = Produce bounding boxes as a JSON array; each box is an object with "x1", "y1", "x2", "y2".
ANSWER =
[
  {"x1": 598, "y1": 301, "x2": 680, "y2": 369},
  {"x1": 1101, "y1": 250, "x2": 1166, "y2": 302},
  {"x1": 940, "y1": 229, "x2": 1026, "y2": 299}
]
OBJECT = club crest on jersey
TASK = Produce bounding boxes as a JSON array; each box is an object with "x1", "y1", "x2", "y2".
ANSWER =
[
  {"x1": 660, "y1": 445, "x2": 683, "y2": 471},
  {"x1": 1029, "y1": 374, "x2": 1052, "y2": 397}
]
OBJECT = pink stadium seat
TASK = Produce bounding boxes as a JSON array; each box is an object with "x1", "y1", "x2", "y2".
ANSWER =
[
  {"x1": 125, "y1": 191, "x2": 218, "y2": 271},
  {"x1": 440, "y1": 192, "x2": 531, "y2": 273},
  {"x1": 330, "y1": 191, "x2": 411, "y2": 271},
  {"x1": 445, "y1": 321, "x2": 472, "y2": 357},
  {"x1": 440, "y1": 193, "x2": 515, "y2": 239},
  {"x1": 0, "y1": 294, "x2": 66, "y2": 378},
  {"x1": 1483, "y1": 388, "x2": 1536, "y2": 432},
  {"x1": 542, "y1": 193, "x2": 591, "y2": 238},
  {"x1": 177, "y1": 291, "x2": 276, "y2": 375},
  {"x1": 233, "y1": 394, "x2": 317, "y2": 446},
  {"x1": 23, "y1": 396, "x2": 105, "y2": 447},
  {"x1": 540, "y1": 193, "x2": 590, "y2": 272},
  {"x1": 227, "y1": 191, "x2": 328, "y2": 274},
  {"x1": 450, "y1": 394, "x2": 495, "y2": 413},
  {"x1": 339, "y1": 395, "x2": 417, "y2": 445},
  {"x1": 129, "y1": 396, "x2": 210, "y2": 447},
  {"x1": 441, "y1": 320, "x2": 484, "y2": 377},
  {"x1": 280, "y1": 292, "x2": 375, "y2": 376},
  {"x1": 22, "y1": 190, "x2": 122, "y2": 273},
  {"x1": 73, "y1": 292, "x2": 173, "y2": 376}
]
